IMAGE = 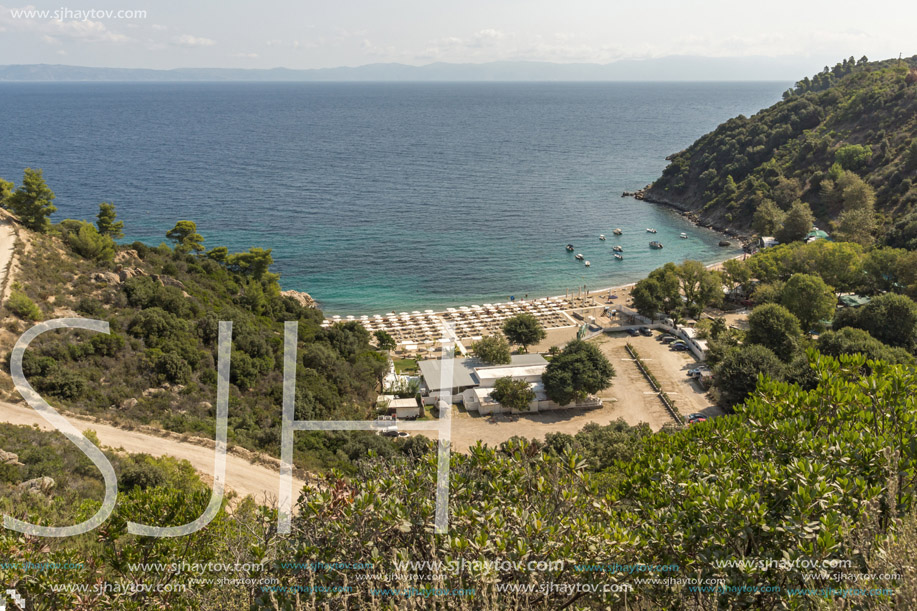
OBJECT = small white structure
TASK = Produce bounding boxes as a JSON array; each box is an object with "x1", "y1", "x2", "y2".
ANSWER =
[
  {"x1": 759, "y1": 236, "x2": 779, "y2": 249},
  {"x1": 388, "y1": 397, "x2": 422, "y2": 419}
]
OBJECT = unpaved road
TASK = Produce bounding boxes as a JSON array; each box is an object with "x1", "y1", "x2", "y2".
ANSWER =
[
  {"x1": 0, "y1": 399, "x2": 305, "y2": 503},
  {"x1": 0, "y1": 218, "x2": 16, "y2": 290}
]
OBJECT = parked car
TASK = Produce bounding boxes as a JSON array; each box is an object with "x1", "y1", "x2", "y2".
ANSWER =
[
  {"x1": 672, "y1": 344, "x2": 689, "y2": 352},
  {"x1": 686, "y1": 412, "x2": 707, "y2": 424},
  {"x1": 687, "y1": 366, "x2": 711, "y2": 378},
  {"x1": 639, "y1": 327, "x2": 653, "y2": 336},
  {"x1": 626, "y1": 328, "x2": 640, "y2": 336},
  {"x1": 661, "y1": 335, "x2": 678, "y2": 344},
  {"x1": 379, "y1": 429, "x2": 400, "y2": 437}
]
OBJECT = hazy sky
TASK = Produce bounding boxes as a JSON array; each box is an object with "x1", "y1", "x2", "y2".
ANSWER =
[{"x1": 0, "y1": 0, "x2": 914, "y2": 72}]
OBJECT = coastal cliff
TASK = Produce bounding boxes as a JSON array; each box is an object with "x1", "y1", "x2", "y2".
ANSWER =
[{"x1": 640, "y1": 56, "x2": 917, "y2": 246}]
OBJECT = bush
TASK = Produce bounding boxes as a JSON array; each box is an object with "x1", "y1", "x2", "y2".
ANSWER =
[
  {"x1": 7, "y1": 291, "x2": 41, "y2": 321},
  {"x1": 36, "y1": 370, "x2": 86, "y2": 400},
  {"x1": 151, "y1": 351, "x2": 191, "y2": 385}
]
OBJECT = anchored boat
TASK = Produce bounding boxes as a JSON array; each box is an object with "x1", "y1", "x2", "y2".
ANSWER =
[
  {"x1": 646, "y1": 228, "x2": 657, "y2": 233},
  {"x1": 612, "y1": 245, "x2": 623, "y2": 252},
  {"x1": 575, "y1": 253, "x2": 584, "y2": 260},
  {"x1": 614, "y1": 254, "x2": 623, "y2": 260},
  {"x1": 599, "y1": 234, "x2": 606, "y2": 241},
  {"x1": 649, "y1": 241, "x2": 663, "y2": 249},
  {"x1": 566, "y1": 244, "x2": 575, "y2": 251},
  {"x1": 613, "y1": 228, "x2": 623, "y2": 235},
  {"x1": 680, "y1": 232, "x2": 688, "y2": 239},
  {"x1": 584, "y1": 261, "x2": 591, "y2": 267}
]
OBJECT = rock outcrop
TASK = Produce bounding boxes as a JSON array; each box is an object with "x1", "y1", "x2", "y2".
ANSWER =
[{"x1": 281, "y1": 290, "x2": 317, "y2": 309}]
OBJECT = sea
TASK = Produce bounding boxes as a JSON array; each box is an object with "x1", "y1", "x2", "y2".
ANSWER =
[{"x1": 0, "y1": 81, "x2": 787, "y2": 314}]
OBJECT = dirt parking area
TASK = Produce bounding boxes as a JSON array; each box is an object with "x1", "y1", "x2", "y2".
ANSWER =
[
  {"x1": 433, "y1": 332, "x2": 687, "y2": 452},
  {"x1": 619, "y1": 332, "x2": 722, "y2": 419}
]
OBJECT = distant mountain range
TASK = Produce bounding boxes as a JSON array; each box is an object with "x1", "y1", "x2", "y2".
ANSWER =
[{"x1": 0, "y1": 56, "x2": 829, "y2": 82}]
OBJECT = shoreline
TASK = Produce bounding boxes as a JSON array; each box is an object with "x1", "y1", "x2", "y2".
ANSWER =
[{"x1": 322, "y1": 252, "x2": 746, "y2": 323}]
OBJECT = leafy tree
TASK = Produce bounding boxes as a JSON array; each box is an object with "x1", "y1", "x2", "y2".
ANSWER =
[
  {"x1": 6, "y1": 168, "x2": 56, "y2": 232},
  {"x1": 713, "y1": 343, "x2": 785, "y2": 408},
  {"x1": 833, "y1": 207, "x2": 876, "y2": 246},
  {"x1": 752, "y1": 199, "x2": 786, "y2": 235},
  {"x1": 676, "y1": 260, "x2": 721, "y2": 315},
  {"x1": 373, "y1": 329, "x2": 396, "y2": 351},
  {"x1": 816, "y1": 327, "x2": 914, "y2": 365},
  {"x1": 722, "y1": 257, "x2": 752, "y2": 298},
  {"x1": 794, "y1": 240, "x2": 863, "y2": 293},
  {"x1": 542, "y1": 339, "x2": 614, "y2": 405},
  {"x1": 745, "y1": 303, "x2": 802, "y2": 361},
  {"x1": 775, "y1": 200, "x2": 814, "y2": 244},
  {"x1": 780, "y1": 273, "x2": 836, "y2": 332},
  {"x1": 166, "y1": 220, "x2": 204, "y2": 253},
  {"x1": 490, "y1": 376, "x2": 536, "y2": 411},
  {"x1": 502, "y1": 313, "x2": 546, "y2": 352},
  {"x1": 860, "y1": 247, "x2": 905, "y2": 295},
  {"x1": 96, "y1": 202, "x2": 124, "y2": 238},
  {"x1": 834, "y1": 144, "x2": 872, "y2": 171},
  {"x1": 632, "y1": 263, "x2": 682, "y2": 317},
  {"x1": 772, "y1": 176, "x2": 802, "y2": 209},
  {"x1": 836, "y1": 171, "x2": 876, "y2": 210},
  {"x1": 855, "y1": 293, "x2": 917, "y2": 350},
  {"x1": 472, "y1": 334, "x2": 511, "y2": 364}
]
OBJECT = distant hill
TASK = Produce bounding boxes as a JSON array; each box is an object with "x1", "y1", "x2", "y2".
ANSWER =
[
  {"x1": 0, "y1": 56, "x2": 825, "y2": 82},
  {"x1": 643, "y1": 56, "x2": 917, "y2": 247}
]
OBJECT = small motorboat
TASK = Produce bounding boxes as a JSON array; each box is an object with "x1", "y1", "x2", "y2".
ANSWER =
[
  {"x1": 680, "y1": 233, "x2": 688, "y2": 239},
  {"x1": 584, "y1": 261, "x2": 591, "y2": 267},
  {"x1": 575, "y1": 253, "x2": 584, "y2": 260},
  {"x1": 613, "y1": 228, "x2": 623, "y2": 235},
  {"x1": 599, "y1": 234, "x2": 606, "y2": 241},
  {"x1": 566, "y1": 244, "x2": 575, "y2": 251},
  {"x1": 719, "y1": 240, "x2": 732, "y2": 247},
  {"x1": 612, "y1": 245, "x2": 623, "y2": 252},
  {"x1": 647, "y1": 228, "x2": 657, "y2": 233},
  {"x1": 614, "y1": 254, "x2": 623, "y2": 260},
  {"x1": 650, "y1": 241, "x2": 663, "y2": 249}
]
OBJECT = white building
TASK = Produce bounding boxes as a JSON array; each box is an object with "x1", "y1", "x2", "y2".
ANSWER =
[{"x1": 418, "y1": 354, "x2": 602, "y2": 415}]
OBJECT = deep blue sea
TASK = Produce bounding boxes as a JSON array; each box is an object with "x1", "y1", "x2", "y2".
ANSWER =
[{"x1": 0, "y1": 82, "x2": 786, "y2": 314}]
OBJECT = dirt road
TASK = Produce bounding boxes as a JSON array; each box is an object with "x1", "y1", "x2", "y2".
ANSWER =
[{"x1": 0, "y1": 399, "x2": 305, "y2": 503}]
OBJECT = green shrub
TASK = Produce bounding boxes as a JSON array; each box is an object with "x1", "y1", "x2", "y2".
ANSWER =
[{"x1": 7, "y1": 291, "x2": 41, "y2": 321}]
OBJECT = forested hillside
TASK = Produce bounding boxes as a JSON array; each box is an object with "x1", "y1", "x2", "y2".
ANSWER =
[{"x1": 645, "y1": 56, "x2": 917, "y2": 246}]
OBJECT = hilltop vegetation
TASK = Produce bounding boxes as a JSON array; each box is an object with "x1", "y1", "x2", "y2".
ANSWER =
[
  {"x1": 646, "y1": 56, "x2": 917, "y2": 246},
  {"x1": 0, "y1": 170, "x2": 396, "y2": 472}
]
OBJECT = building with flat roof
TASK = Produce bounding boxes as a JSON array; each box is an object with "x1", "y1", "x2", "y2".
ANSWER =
[
  {"x1": 418, "y1": 354, "x2": 549, "y2": 396},
  {"x1": 418, "y1": 353, "x2": 601, "y2": 415}
]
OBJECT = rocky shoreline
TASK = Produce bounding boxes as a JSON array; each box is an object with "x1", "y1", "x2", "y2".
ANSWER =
[{"x1": 621, "y1": 186, "x2": 754, "y2": 250}]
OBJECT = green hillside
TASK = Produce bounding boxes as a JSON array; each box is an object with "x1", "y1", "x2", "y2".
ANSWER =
[
  {"x1": 645, "y1": 56, "x2": 917, "y2": 246},
  {"x1": 0, "y1": 177, "x2": 396, "y2": 472}
]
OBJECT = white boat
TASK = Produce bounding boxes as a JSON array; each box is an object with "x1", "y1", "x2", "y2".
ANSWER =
[
  {"x1": 584, "y1": 261, "x2": 591, "y2": 267},
  {"x1": 599, "y1": 234, "x2": 606, "y2": 240},
  {"x1": 650, "y1": 241, "x2": 663, "y2": 249},
  {"x1": 614, "y1": 254, "x2": 623, "y2": 260},
  {"x1": 612, "y1": 245, "x2": 623, "y2": 252},
  {"x1": 646, "y1": 228, "x2": 657, "y2": 233},
  {"x1": 680, "y1": 232, "x2": 688, "y2": 239},
  {"x1": 575, "y1": 253, "x2": 584, "y2": 260},
  {"x1": 613, "y1": 228, "x2": 623, "y2": 235}
]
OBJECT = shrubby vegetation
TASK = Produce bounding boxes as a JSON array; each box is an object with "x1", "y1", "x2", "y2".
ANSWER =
[
  {"x1": 649, "y1": 56, "x2": 917, "y2": 246},
  {"x1": 0, "y1": 194, "x2": 391, "y2": 472}
]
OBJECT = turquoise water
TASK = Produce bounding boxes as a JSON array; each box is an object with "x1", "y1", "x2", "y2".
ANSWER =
[{"x1": 0, "y1": 82, "x2": 786, "y2": 314}]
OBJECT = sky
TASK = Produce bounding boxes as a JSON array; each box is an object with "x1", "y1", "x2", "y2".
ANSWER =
[{"x1": 0, "y1": 0, "x2": 914, "y2": 75}]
